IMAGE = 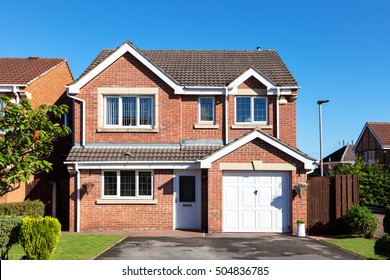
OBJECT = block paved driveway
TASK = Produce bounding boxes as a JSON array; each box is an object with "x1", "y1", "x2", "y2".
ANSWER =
[{"x1": 95, "y1": 234, "x2": 362, "y2": 260}]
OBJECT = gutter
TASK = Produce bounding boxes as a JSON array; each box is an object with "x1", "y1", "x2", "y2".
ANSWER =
[
  {"x1": 66, "y1": 88, "x2": 86, "y2": 147},
  {"x1": 224, "y1": 87, "x2": 229, "y2": 145},
  {"x1": 74, "y1": 163, "x2": 81, "y2": 232},
  {"x1": 12, "y1": 85, "x2": 20, "y2": 104},
  {"x1": 276, "y1": 87, "x2": 280, "y2": 139}
]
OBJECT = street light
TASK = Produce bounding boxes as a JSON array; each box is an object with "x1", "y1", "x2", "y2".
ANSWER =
[{"x1": 317, "y1": 99, "x2": 329, "y2": 177}]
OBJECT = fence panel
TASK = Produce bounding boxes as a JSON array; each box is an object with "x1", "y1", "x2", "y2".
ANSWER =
[{"x1": 307, "y1": 174, "x2": 359, "y2": 235}]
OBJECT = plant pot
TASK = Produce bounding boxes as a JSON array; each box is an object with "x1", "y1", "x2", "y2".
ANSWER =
[{"x1": 296, "y1": 223, "x2": 306, "y2": 237}]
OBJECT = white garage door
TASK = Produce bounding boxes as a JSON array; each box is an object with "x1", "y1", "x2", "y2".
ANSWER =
[{"x1": 223, "y1": 171, "x2": 290, "y2": 232}]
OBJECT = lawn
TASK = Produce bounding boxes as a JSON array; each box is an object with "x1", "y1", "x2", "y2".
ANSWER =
[
  {"x1": 7, "y1": 233, "x2": 125, "y2": 260},
  {"x1": 323, "y1": 236, "x2": 386, "y2": 260}
]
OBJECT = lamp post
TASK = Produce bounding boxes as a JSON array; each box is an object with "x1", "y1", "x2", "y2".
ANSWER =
[{"x1": 317, "y1": 99, "x2": 329, "y2": 177}]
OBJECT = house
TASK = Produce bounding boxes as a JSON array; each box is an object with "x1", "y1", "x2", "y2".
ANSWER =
[
  {"x1": 354, "y1": 122, "x2": 390, "y2": 165},
  {"x1": 65, "y1": 41, "x2": 316, "y2": 233},
  {"x1": 321, "y1": 144, "x2": 355, "y2": 175},
  {"x1": 0, "y1": 57, "x2": 73, "y2": 226}
]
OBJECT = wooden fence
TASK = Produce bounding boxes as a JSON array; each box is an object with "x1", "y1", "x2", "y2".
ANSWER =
[{"x1": 307, "y1": 174, "x2": 359, "y2": 234}]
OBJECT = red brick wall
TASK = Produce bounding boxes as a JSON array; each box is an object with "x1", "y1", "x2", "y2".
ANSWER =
[
  {"x1": 74, "y1": 53, "x2": 182, "y2": 145},
  {"x1": 69, "y1": 169, "x2": 174, "y2": 231},
  {"x1": 74, "y1": 55, "x2": 297, "y2": 146},
  {"x1": 26, "y1": 61, "x2": 73, "y2": 109},
  {"x1": 207, "y1": 138, "x2": 307, "y2": 233}
]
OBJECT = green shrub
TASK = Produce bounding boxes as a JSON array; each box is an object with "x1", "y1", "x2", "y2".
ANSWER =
[
  {"x1": 345, "y1": 205, "x2": 378, "y2": 238},
  {"x1": 0, "y1": 215, "x2": 22, "y2": 259},
  {"x1": 384, "y1": 206, "x2": 390, "y2": 234},
  {"x1": 0, "y1": 200, "x2": 45, "y2": 217},
  {"x1": 330, "y1": 159, "x2": 390, "y2": 207},
  {"x1": 374, "y1": 233, "x2": 390, "y2": 259},
  {"x1": 20, "y1": 216, "x2": 61, "y2": 260}
]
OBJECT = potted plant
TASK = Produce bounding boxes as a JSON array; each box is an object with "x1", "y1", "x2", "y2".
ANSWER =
[{"x1": 296, "y1": 220, "x2": 306, "y2": 237}]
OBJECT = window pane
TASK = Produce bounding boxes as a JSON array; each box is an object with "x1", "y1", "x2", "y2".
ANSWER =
[
  {"x1": 120, "y1": 171, "x2": 135, "y2": 196},
  {"x1": 122, "y1": 97, "x2": 136, "y2": 126},
  {"x1": 179, "y1": 176, "x2": 196, "y2": 202},
  {"x1": 138, "y1": 171, "x2": 152, "y2": 196},
  {"x1": 254, "y1": 98, "x2": 267, "y2": 122},
  {"x1": 104, "y1": 171, "x2": 117, "y2": 196},
  {"x1": 200, "y1": 98, "x2": 214, "y2": 122},
  {"x1": 106, "y1": 98, "x2": 119, "y2": 125},
  {"x1": 236, "y1": 97, "x2": 251, "y2": 122},
  {"x1": 139, "y1": 98, "x2": 152, "y2": 125}
]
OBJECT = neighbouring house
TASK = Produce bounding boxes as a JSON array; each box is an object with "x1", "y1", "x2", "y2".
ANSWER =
[
  {"x1": 354, "y1": 122, "x2": 390, "y2": 165},
  {"x1": 0, "y1": 57, "x2": 73, "y2": 227},
  {"x1": 321, "y1": 144, "x2": 355, "y2": 175},
  {"x1": 65, "y1": 41, "x2": 316, "y2": 233}
]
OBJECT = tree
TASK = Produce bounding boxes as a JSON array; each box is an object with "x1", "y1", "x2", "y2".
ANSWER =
[
  {"x1": 0, "y1": 96, "x2": 71, "y2": 197},
  {"x1": 330, "y1": 158, "x2": 390, "y2": 207}
]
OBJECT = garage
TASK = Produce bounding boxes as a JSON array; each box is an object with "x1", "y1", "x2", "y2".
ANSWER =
[{"x1": 222, "y1": 171, "x2": 290, "y2": 232}]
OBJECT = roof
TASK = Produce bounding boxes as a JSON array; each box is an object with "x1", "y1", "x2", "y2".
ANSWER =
[
  {"x1": 0, "y1": 57, "x2": 65, "y2": 85},
  {"x1": 367, "y1": 122, "x2": 390, "y2": 147},
  {"x1": 354, "y1": 122, "x2": 390, "y2": 152},
  {"x1": 65, "y1": 145, "x2": 221, "y2": 163},
  {"x1": 323, "y1": 145, "x2": 355, "y2": 163},
  {"x1": 199, "y1": 129, "x2": 316, "y2": 170},
  {"x1": 73, "y1": 41, "x2": 298, "y2": 87}
]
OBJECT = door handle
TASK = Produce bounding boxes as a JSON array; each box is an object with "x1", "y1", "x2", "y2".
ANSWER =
[{"x1": 254, "y1": 190, "x2": 258, "y2": 195}]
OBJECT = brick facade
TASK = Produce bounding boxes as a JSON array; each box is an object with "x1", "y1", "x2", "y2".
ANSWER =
[
  {"x1": 1, "y1": 61, "x2": 73, "y2": 214},
  {"x1": 354, "y1": 127, "x2": 390, "y2": 164},
  {"x1": 68, "y1": 45, "x2": 312, "y2": 234}
]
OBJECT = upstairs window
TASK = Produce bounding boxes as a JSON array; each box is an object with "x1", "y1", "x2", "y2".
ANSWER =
[
  {"x1": 105, "y1": 96, "x2": 153, "y2": 128},
  {"x1": 364, "y1": 150, "x2": 376, "y2": 164},
  {"x1": 199, "y1": 97, "x2": 215, "y2": 123},
  {"x1": 235, "y1": 96, "x2": 267, "y2": 124}
]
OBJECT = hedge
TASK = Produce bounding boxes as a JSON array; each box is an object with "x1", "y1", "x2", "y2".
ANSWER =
[
  {"x1": 0, "y1": 200, "x2": 44, "y2": 217},
  {"x1": 0, "y1": 215, "x2": 23, "y2": 259}
]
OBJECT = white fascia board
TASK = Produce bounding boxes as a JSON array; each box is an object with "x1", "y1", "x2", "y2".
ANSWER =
[
  {"x1": 352, "y1": 123, "x2": 368, "y2": 153},
  {"x1": 200, "y1": 130, "x2": 315, "y2": 170},
  {"x1": 0, "y1": 84, "x2": 26, "y2": 92},
  {"x1": 182, "y1": 87, "x2": 225, "y2": 95},
  {"x1": 228, "y1": 68, "x2": 276, "y2": 95},
  {"x1": 67, "y1": 43, "x2": 184, "y2": 94},
  {"x1": 65, "y1": 161, "x2": 200, "y2": 170}
]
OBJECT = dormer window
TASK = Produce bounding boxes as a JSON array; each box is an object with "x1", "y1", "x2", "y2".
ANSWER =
[{"x1": 235, "y1": 96, "x2": 267, "y2": 124}]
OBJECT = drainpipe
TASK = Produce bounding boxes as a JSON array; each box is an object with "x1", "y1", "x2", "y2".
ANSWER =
[
  {"x1": 224, "y1": 87, "x2": 229, "y2": 145},
  {"x1": 66, "y1": 89, "x2": 86, "y2": 147},
  {"x1": 74, "y1": 163, "x2": 81, "y2": 232},
  {"x1": 12, "y1": 85, "x2": 20, "y2": 104},
  {"x1": 276, "y1": 87, "x2": 280, "y2": 139}
]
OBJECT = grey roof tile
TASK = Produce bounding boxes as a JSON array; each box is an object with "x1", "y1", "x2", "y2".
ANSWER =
[
  {"x1": 72, "y1": 43, "x2": 298, "y2": 87},
  {"x1": 66, "y1": 145, "x2": 221, "y2": 162}
]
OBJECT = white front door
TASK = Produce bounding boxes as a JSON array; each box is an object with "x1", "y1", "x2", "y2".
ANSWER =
[
  {"x1": 174, "y1": 170, "x2": 201, "y2": 230},
  {"x1": 223, "y1": 171, "x2": 290, "y2": 232}
]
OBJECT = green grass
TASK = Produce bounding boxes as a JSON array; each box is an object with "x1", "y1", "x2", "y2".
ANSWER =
[
  {"x1": 323, "y1": 236, "x2": 386, "y2": 260},
  {"x1": 8, "y1": 233, "x2": 125, "y2": 260}
]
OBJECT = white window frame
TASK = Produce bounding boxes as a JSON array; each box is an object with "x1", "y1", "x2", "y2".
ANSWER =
[
  {"x1": 101, "y1": 170, "x2": 154, "y2": 199},
  {"x1": 198, "y1": 97, "x2": 215, "y2": 124},
  {"x1": 104, "y1": 95, "x2": 154, "y2": 128},
  {"x1": 235, "y1": 96, "x2": 268, "y2": 124},
  {"x1": 364, "y1": 150, "x2": 376, "y2": 164}
]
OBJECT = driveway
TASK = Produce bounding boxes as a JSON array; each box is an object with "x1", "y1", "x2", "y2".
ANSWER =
[{"x1": 95, "y1": 234, "x2": 362, "y2": 260}]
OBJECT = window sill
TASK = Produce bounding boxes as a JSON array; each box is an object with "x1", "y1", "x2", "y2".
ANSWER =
[
  {"x1": 96, "y1": 199, "x2": 158, "y2": 205},
  {"x1": 193, "y1": 124, "x2": 219, "y2": 129},
  {"x1": 97, "y1": 127, "x2": 159, "y2": 133},
  {"x1": 231, "y1": 124, "x2": 273, "y2": 130}
]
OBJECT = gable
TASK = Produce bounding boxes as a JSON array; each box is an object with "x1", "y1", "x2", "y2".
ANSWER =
[
  {"x1": 68, "y1": 41, "x2": 299, "y2": 95},
  {"x1": 200, "y1": 129, "x2": 315, "y2": 170},
  {"x1": 354, "y1": 122, "x2": 390, "y2": 152}
]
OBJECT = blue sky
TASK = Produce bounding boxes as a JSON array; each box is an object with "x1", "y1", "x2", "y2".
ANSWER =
[{"x1": 1, "y1": 0, "x2": 389, "y2": 159}]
